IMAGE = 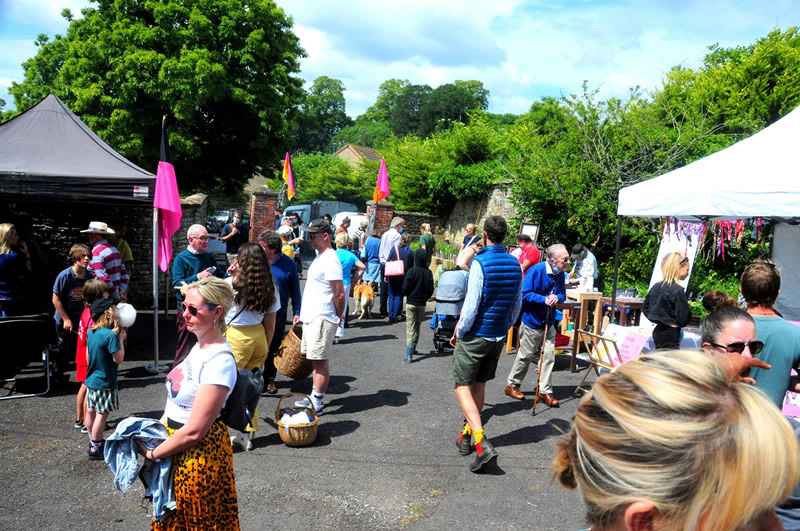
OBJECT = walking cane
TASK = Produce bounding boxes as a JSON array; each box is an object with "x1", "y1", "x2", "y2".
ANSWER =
[{"x1": 532, "y1": 305, "x2": 552, "y2": 417}]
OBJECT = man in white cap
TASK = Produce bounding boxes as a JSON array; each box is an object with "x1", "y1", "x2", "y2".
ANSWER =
[{"x1": 81, "y1": 222, "x2": 128, "y2": 302}]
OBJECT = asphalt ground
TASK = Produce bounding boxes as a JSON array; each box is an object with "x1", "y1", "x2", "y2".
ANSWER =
[{"x1": 0, "y1": 291, "x2": 593, "y2": 530}]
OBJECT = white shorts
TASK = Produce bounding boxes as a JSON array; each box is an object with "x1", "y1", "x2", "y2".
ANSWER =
[{"x1": 301, "y1": 318, "x2": 338, "y2": 361}]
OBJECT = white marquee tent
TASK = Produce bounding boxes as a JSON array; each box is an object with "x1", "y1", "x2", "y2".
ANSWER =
[{"x1": 616, "y1": 105, "x2": 800, "y2": 320}]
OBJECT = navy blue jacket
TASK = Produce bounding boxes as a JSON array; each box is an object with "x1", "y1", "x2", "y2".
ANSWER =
[{"x1": 522, "y1": 260, "x2": 566, "y2": 329}]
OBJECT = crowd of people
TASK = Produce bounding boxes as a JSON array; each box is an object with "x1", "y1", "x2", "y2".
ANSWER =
[{"x1": 6, "y1": 210, "x2": 800, "y2": 530}]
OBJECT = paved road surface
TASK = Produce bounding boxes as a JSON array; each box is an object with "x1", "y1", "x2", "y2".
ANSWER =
[{"x1": 0, "y1": 299, "x2": 592, "y2": 530}]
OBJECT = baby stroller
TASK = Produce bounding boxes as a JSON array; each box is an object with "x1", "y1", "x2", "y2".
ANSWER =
[{"x1": 432, "y1": 270, "x2": 468, "y2": 352}]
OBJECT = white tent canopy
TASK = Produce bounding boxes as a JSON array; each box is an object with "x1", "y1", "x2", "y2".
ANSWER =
[
  {"x1": 615, "y1": 104, "x2": 800, "y2": 320},
  {"x1": 618, "y1": 105, "x2": 800, "y2": 221}
]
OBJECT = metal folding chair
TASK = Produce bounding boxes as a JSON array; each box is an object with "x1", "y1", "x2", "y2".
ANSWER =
[
  {"x1": 0, "y1": 313, "x2": 57, "y2": 400},
  {"x1": 574, "y1": 329, "x2": 625, "y2": 394}
]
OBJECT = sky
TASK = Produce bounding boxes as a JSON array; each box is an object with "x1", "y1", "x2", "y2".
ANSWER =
[{"x1": 1, "y1": 0, "x2": 798, "y2": 117}]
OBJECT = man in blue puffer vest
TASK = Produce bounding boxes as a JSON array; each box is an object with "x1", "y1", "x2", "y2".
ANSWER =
[
  {"x1": 451, "y1": 216, "x2": 522, "y2": 473},
  {"x1": 504, "y1": 243, "x2": 569, "y2": 407}
]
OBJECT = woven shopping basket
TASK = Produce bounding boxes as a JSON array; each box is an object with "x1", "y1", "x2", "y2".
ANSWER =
[
  {"x1": 275, "y1": 392, "x2": 319, "y2": 447},
  {"x1": 273, "y1": 324, "x2": 312, "y2": 380}
]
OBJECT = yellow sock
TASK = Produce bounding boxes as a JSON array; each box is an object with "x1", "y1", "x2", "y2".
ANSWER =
[
  {"x1": 461, "y1": 424, "x2": 472, "y2": 436},
  {"x1": 473, "y1": 429, "x2": 484, "y2": 445}
]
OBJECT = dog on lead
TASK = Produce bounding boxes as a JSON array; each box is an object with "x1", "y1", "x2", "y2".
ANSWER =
[{"x1": 353, "y1": 284, "x2": 375, "y2": 320}]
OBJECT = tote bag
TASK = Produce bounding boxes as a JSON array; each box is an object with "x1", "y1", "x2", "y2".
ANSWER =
[{"x1": 384, "y1": 244, "x2": 405, "y2": 277}]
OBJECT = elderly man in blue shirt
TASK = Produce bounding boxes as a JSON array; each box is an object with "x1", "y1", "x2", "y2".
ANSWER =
[
  {"x1": 451, "y1": 215, "x2": 522, "y2": 473},
  {"x1": 505, "y1": 244, "x2": 569, "y2": 407}
]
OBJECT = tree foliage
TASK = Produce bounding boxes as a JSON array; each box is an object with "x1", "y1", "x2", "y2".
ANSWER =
[
  {"x1": 294, "y1": 75, "x2": 353, "y2": 154},
  {"x1": 8, "y1": 0, "x2": 306, "y2": 195},
  {"x1": 267, "y1": 153, "x2": 372, "y2": 206}
]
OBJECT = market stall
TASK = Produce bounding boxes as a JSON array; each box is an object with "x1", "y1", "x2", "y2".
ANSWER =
[{"x1": 614, "y1": 103, "x2": 800, "y2": 320}]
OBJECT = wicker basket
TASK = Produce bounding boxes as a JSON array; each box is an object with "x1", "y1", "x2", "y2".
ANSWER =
[
  {"x1": 273, "y1": 324, "x2": 313, "y2": 380},
  {"x1": 275, "y1": 392, "x2": 319, "y2": 447}
]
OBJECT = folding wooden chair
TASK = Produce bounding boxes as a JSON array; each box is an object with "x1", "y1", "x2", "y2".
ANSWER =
[
  {"x1": 0, "y1": 313, "x2": 57, "y2": 400},
  {"x1": 574, "y1": 329, "x2": 625, "y2": 394}
]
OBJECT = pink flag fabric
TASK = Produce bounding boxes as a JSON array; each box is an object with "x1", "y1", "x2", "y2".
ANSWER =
[
  {"x1": 153, "y1": 121, "x2": 182, "y2": 272},
  {"x1": 373, "y1": 158, "x2": 390, "y2": 204}
]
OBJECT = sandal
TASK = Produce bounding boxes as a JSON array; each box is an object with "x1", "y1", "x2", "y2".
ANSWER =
[{"x1": 266, "y1": 382, "x2": 277, "y2": 394}]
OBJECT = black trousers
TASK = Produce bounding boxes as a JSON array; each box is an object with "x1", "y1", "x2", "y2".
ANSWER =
[
  {"x1": 652, "y1": 323, "x2": 681, "y2": 350},
  {"x1": 265, "y1": 310, "x2": 288, "y2": 382}
]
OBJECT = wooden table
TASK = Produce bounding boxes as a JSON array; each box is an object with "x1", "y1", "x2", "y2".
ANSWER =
[
  {"x1": 557, "y1": 300, "x2": 582, "y2": 372},
  {"x1": 600, "y1": 296, "x2": 645, "y2": 327},
  {"x1": 566, "y1": 289, "x2": 603, "y2": 337}
]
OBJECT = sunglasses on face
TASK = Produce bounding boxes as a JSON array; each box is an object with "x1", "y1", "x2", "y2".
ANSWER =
[
  {"x1": 181, "y1": 302, "x2": 217, "y2": 316},
  {"x1": 711, "y1": 340, "x2": 765, "y2": 355},
  {"x1": 680, "y1": 257, "x2": 689, "y2": 265}
]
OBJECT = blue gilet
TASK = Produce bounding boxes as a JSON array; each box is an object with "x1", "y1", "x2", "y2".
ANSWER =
[{"x1": 471, "y1": 245, "x2": 522, "y2": 338}]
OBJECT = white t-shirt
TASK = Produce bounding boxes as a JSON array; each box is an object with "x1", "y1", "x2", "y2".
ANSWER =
[
  {"x1": 224, "y1": 277, "x2": 281, "y2": 327},
  {"x1": 299, "y1": 248, "x2": 343, "y2": 325},
  {"x1": 164, "y1": 342, "x2": 238, "y2": 424}
]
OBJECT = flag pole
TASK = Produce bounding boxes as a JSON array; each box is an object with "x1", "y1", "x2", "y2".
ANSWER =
[
  {"x1": 146, "y1": 206, "x2": 167, "y2": 373},
  {"x1": 146, "y1": 115, "x2": 170, "y2": 374}
]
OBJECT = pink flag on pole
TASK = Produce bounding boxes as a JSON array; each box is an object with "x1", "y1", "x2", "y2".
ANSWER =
[
  {"x1": 373, "y1": 158, "x2": 390, "y2": 204},
  {"x1": 153, "y1": 118, "x2": 182, "y2": 272}
]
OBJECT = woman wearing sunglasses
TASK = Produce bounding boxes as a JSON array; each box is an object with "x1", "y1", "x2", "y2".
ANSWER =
[
  {"x1": 146, "y1": 277, "x2": 240, "y2": 530},
  {"x1": 643, "y1": 252, "x2": 691, "y2": 350},
  {"x1": 701, "y1": 304, "x2": 766, "y2": 382}
]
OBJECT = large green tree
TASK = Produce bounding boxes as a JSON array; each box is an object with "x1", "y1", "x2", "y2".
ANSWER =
[
  {"x1": 8, "y1": 0, "x2": 306, "y2": 194},
  {"x1": 294, "y1": 75, "x2": 353, "y2": 154}
]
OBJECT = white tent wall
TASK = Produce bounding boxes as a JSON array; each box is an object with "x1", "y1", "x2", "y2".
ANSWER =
[
  {"x1": 773, "y1": 224, "x2": 800, "y2": 321},
  {"x1": 614, "y1": 104, "x2": 800, "y2": 322}
]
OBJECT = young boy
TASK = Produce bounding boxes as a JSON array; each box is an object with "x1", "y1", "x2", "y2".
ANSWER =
[
  {"x1": 51, "y1": 244, "x2": 93, "y2": 380},
  {"x1": 402, "y1": 248, "x2": 435, "y2": 363},
  {"x1": 84, "y1": 298, "x2": 126, "y2": 460},
  {"x1": 73, "y1": 279, "x2": 109, "y2": 433}
]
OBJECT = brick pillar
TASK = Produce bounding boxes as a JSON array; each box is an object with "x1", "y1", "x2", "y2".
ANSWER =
[
  {"x1": 367, "y1": 199, "x2": 395, "y2": 233},
  {"x1": 249, "y1": 185, "x2": 279, "y2": 241}
]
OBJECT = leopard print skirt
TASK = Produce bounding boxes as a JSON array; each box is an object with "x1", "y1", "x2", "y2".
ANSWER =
[{"x1": 152, "y1": 420, "x2": 240, "y2": 530}]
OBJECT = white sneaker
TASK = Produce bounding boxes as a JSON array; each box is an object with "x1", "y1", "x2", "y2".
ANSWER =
[
  {"x1": 230, "y1": 432, "x2": 253, "y2": 451},
  {"x1": 294, "y1": 396, "x2": 324, "y2": 415}
]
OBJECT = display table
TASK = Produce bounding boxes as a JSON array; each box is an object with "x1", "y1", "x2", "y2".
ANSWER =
[
  {"x1": 600, "y1": 296, "x2": 645, "y2": 327},
  {"x1": 641, "y1": 327, "x2": 702, "y2": 353},
  {"x1": 565, "y1": 289, "x2": 603, "y2": 339}
]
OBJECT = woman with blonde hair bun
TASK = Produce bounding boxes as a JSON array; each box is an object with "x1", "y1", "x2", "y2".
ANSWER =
[{"x1": 553, "y1": 349, "x2": 800, "y2": 531}]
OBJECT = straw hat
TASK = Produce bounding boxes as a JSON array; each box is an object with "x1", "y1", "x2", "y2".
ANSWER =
[{"x1": 80, "y1": 221, "x2": 115, "y2": 235}]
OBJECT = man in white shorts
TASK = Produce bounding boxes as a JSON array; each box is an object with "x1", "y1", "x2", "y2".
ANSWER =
[{"x1": 295, "y1": 219, "x2": 345, "y2": 414}]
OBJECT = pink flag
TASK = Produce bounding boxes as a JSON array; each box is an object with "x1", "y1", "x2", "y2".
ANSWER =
[
  {"x1": 153, "y1": 119, "x2": 182, "y2": 272},
  {"x1": 373, "y1": 158, "x2": 390, "y2": 204}
]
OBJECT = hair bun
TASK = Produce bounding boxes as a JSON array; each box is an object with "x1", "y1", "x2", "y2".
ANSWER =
[{"x1": 701, "y1": 290, "x2": 736, "y2": 314}]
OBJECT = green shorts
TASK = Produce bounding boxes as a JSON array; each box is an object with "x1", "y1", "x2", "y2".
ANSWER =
[
  {"x1": 87, "y1": 388, "x2": 119, "y2": 414},
  {"x1": 451, "y1": 334, "x2": 504, "y2": 385}
]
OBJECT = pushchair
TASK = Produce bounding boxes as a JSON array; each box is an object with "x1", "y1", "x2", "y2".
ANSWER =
[{"x1": 431, "y1": 270, "x2": 468, "y2": 352}]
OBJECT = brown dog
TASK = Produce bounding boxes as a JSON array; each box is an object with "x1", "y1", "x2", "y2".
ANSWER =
[{"x1": 353, "y1": 284, "x2": 375, "y2": 320}]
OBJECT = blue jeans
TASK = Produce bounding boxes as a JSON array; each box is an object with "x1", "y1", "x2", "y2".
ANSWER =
[{"x1": 387, "y1": 280, "x2": 403, "y2": 320}]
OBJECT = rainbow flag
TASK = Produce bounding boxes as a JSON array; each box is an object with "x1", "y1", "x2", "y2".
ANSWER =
[
  {"x1": 373, "y1": 158, "x2": 390, "y2": 204},
  {"x1": 282, "y1": 152, "x2": 296, "y2": 200}
]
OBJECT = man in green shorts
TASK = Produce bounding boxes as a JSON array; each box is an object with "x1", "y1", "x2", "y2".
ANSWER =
[{"x1": 451, "y1": 215, "x2": 522, "y2": 472}]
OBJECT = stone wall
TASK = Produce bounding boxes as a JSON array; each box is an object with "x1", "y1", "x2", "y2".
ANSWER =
[
  {"x1": 443, "y1": 181, "x2": 518, "y2": 245},
  {"x1": 393, "y1": 209, "x2": 445, "y2": 237},
  {"x1": 1, "y1": 193, "x2": 207, "y2": 310}
]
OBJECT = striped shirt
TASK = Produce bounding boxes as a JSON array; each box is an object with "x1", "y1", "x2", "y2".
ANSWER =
[{"x1": 89, "y1": 239, "x2": 129, "y2": 298}]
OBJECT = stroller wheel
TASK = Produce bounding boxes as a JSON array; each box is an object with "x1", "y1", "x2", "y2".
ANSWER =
[{"x1": 433, "y1": 340, "x2": 443, "y2": 353}]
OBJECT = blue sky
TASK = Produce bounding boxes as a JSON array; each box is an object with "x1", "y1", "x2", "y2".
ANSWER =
[{"x1": 1, "y1": 0, "x2": 798, "y2": 117}]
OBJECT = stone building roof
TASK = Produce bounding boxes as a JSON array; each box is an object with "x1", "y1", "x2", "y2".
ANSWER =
[{"x1": 334, "y1": 144, "x2": 380, "y2": 163}]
